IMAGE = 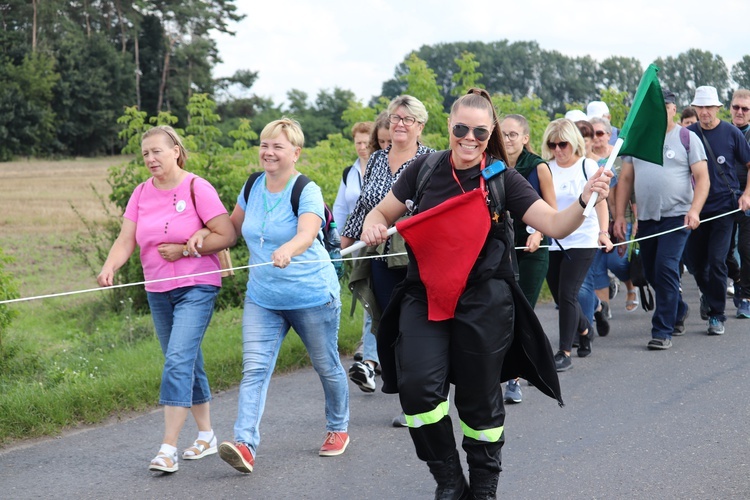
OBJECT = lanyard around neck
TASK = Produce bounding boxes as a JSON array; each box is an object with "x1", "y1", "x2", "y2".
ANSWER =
[{"x1": 449, "y1": 152, "x2": 487, "y2": 194}]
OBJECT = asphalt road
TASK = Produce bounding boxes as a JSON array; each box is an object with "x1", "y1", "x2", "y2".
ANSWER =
[{"x1": 1, "y1": 278, "x2": 749, "y2": 499}]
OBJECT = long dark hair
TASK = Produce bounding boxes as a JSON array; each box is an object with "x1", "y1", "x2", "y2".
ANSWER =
[{"x1": 450, "y1": 88, "x2": 509, "y2": 165}]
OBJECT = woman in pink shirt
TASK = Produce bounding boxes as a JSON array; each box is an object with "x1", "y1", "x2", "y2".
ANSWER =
[{"x1": 98, "y1": 126, "x2": 236, "y2": 474}]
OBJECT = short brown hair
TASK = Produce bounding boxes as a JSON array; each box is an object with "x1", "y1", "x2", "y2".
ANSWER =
[{"x1": 351, "y1": 121, "x2": 374, "y2": 138}]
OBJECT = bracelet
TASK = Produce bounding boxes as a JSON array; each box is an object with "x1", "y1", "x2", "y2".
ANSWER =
[
  {"x1": 599, "y1": 230, "x2": 610, "y2": 238},
  {"x1": 578, "y1": 194, "x2": 587, "y2": 209},
  {"x1": 182, "y1": 245, "x2": 190, "y2": 257}
]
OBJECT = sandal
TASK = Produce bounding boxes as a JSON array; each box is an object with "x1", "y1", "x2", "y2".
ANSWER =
[
  {"x1": 626, "y1": 290, "x2": 639, "y2": 312},
  {"x1": 183, "y1": 434, "x2": 217, "y2": 460},
  {"x1": 149, "y1": 451, "x2": 178, "y2": 473}
]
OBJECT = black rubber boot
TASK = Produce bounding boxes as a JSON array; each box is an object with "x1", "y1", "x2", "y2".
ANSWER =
[
  {"x1": 469, "y1": 468, "x2": 499, "y2": 500},
  {"x1": 426, "y1": 450, "x2": 470, "y2": 500}
]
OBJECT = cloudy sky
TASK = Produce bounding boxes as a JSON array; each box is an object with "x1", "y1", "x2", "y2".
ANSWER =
[{"x1": 213, "y1": 0, "x2": 748, "y2": 106}]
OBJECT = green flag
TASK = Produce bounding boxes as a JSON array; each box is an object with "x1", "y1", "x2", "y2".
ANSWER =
[{"x1": 618, "y1": 64, "x2": 667, "y2": 165}]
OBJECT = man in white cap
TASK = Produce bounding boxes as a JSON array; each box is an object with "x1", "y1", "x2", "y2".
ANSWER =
[
  {"x1": 686, "y1": 85, "x2": 750, "y2": 335},
  {"x1": 614, "y1": 89, "x2": 709, "y2": 350},
  {"x1": 727, "y1": 89, "x2": 750, "y2": 318},
  {"x1": 587, "y1": 101, "x2": 619, "y2": 145}
]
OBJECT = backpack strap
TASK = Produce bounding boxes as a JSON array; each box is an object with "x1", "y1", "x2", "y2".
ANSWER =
[
  {"x1": 243, "y1": 171, "x2": 263, "y2": 205},
  {"x1": 414, "y1": 151, "x2": 450, "y2": 211},
  {"x1": 486, "y1": 162, "x2": 519, "y2": 281},
  {"x1": 243, "y1": 171, "x2": 311, "y2": 218},
  {"x1": 342, "y1": 165, "x2": 352, "y2": 186},
  {"x1": 679, "y1": 126, "x2": 690, "y2": 154}
]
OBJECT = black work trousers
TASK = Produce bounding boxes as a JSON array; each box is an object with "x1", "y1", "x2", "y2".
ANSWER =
[
  {"x1": 395, "y1": 277, "x2": 513, "y2": 473},
  {"x1": 726, "y1": 212, "x2": 750, "y2": 299}
]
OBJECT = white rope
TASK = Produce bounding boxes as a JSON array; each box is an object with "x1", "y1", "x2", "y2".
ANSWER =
[{"x1": 0, "y1": 209, "x2": 741, "y2": 305}]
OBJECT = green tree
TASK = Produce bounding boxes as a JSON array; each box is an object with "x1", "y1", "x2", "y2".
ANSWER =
[
  {"x1": 451, "y1": 51, "x2": 483, "y2": 97},
  {"x1": 0, "y1": 53, "x2": 59, "y2": 159},
  {"x1": 401, "y1": 52, "x2": 448, "y2": 147},
  {"x1": 599, "y1": 88, "x2": 629, "y2": 129},
  {"x1": 731, "y1": 55, "x2": 750, "y2": 90},
  {"x1": 597, "y1": 56, "x2": 643, "y2": 96},
  {"x1": 655, "y1": 49, "x2": 730, "y2": 108}
]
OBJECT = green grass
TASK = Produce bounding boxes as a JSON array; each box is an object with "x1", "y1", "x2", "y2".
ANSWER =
[{"x1": 0, "y1": 280, "x2": 363, "y2": 446}]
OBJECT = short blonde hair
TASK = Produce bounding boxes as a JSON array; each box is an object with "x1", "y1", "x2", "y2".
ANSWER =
[
  {"x1": 260, "y1": 117, "x2": 305, "y2": 148},
  {"x1": 541, "y1": 119, "x2": 587, "y2": 160},
  {"x1": 142, "y1": 126, "x2": 188, "y2": 168},
  {"x1": 387, "y1": 95, "x2": 428, "y2": 124}
]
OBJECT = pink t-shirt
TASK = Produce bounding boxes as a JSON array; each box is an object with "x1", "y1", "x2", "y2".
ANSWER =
[{"x1": 124, "y1": 174, "x2": 228, "y2": 292}]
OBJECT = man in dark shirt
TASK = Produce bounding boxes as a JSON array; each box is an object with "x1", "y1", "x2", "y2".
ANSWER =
[
  {"x1": 686, "y1": 86, "x2": 750, "y2": 334},
  {"x1": 727, "y1": 89, "x2": 750, "y2": 318}
]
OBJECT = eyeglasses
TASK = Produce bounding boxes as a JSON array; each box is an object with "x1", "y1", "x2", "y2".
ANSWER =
[
  {"x1": 388, "y1": 114, "x2": 417, "y2": 126},
  {"x1": 452, "y1": 124, "x2": 491, "y2": 142},
  {"x1": 594, "y1": 130, "x2": 608, "y2": 137},
  {"x1": 502, "y1": 131, "x2": 520, "y2": 140},
  {"x1": 547, "y1": 141, "x2": 569, "y2": 150},
  {"x1": 732, "y1": 104, "x2": 750, "y2": 113}
]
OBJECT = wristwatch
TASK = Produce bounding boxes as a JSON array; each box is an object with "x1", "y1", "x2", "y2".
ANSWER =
[{"x1": 182, "y1": 245, "x2": 190, "y2": 257}]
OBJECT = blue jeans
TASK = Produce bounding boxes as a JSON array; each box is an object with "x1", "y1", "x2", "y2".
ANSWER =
[
  {"x1": 639, "y1": 217, "x2": 690, "y2": 339},
  {"x1": 361, "y1": 310, "x2": 379, "y2": 365},
  {"x1": 235, "y1": 296, "x2": 349, "y2": 454},
  {"x1": 686, "y1": 214, "x2": 735, "y2": 322},
  {"x1": 147, "y1": 285, "x2": 220, "y2": 407}
]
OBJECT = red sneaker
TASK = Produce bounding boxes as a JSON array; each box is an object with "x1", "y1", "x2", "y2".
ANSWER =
[
  {"x1": 219, "y1": 441, "x2": 254, "y2": 473},
  {"x1": 319, "y1": 431, "x2": 349, "y2": 457}
]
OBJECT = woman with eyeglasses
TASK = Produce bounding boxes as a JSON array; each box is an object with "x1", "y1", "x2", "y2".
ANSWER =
[
  {"x1": 360, "y1": 90, "x2": 611, "y2": 499},
  {"x1": 543, "y1": 119, "x2": 613, "y2": 371},
  {"x1": 341, "y1": 96, "x2": 433, "y2": 411}
]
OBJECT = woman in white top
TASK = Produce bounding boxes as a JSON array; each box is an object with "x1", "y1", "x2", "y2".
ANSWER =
[{"x1": 543, "y1": 119, "x2": 612, "y2": 372}]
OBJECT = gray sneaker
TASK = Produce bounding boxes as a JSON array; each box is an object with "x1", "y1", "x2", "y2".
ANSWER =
[
  {"x1": 707, "y1": 317, "x2": 725, "y2": 335},
  {"x1": 503, "y1": 379, "x2": 523, "y2": 404},
  {"x1": 647, "y1": 338, "x2": 672, "y2": 350}
]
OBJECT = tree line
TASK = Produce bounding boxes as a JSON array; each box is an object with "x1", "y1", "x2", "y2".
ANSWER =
[{"x1": 2, "y1": 1, "x2": 750, "y2": 161}]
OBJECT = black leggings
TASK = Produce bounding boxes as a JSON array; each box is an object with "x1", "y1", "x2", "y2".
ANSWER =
[{"x1": 546, "y1": 248, "x2": 596, "y2": 352}]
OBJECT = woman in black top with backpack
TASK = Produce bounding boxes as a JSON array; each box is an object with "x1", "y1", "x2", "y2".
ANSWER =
[{"x1": 360, "y1": 89, "x2": 612, "y2": 499}]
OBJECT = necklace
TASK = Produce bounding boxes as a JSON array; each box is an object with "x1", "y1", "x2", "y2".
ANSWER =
[{"x1": 260, "y1": 175, "x2": 294, "y2": 248}]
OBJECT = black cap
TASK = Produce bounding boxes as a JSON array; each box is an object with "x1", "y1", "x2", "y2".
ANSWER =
[{"x1": 662, "y1": 88, "x2": 676, "y2": 104}]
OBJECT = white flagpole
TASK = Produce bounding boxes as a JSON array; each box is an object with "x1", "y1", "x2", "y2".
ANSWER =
[
  {"x1": 340, "y1": 226, "x2": 399, "y2": 257},
  {"x1": 582, "y1": 137, "x2": 623, "y2": 217}
]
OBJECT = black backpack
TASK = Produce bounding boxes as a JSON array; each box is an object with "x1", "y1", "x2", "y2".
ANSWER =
[{"x1": 243, "y1": 172, "x2": 341, "y2": 275}]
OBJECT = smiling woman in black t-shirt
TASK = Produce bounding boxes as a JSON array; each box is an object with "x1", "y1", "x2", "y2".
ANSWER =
[{"x1": 359, "y1": 88, "x2": 612, "y2": 500}]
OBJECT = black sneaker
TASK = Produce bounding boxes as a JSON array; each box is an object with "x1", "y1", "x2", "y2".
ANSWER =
[
  {"x1": 554, "y1": 351, "x2": 573, "y2": 372},
  {"x1": 647, "y1": 338, "x2": 672, "y2": 350},
  {"x1": 699, "y1": 295, "x2": 709, "y2": 320},
  {"x1": 673, "y1": 304, "x2": 689, "y2": 336},
  {"x1": 595, "y1": 302, "x2": 610, "y2": 337},
  {"x1": 577, "y1": 331, "x2": 592, "y2": 358}
]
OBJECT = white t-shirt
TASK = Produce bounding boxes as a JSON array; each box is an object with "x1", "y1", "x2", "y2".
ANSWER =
[{"x1": 548, "y1": 157, "x2": 600, "y2": 250}]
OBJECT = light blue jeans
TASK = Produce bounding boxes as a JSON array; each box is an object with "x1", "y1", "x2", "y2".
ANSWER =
[
  {"x1": 361, "y1": 310, "x2": 379, "y2": 365},
  {"x1": 147, "y1": 285, "x2": 220, "y2": 407},
  {"x1": 235, "y1": 295, "x2": 349, "y2": 454}
]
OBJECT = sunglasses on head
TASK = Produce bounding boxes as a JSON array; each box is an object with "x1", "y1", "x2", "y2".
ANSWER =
[
  {"x1": 547, "y1": 141, "x2": 569, "y2": 150},
  {"x1": 732, "y1": 104, "x2": 750, "y2": 113},
  {"x1": 452, "y1": 124, "x2": 490, "y2": 142},
  {"x1": 594, "y1": 130, "x2": 608, "y2": 137}
]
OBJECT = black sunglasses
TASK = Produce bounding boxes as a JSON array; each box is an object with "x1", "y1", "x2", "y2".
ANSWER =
[
  {"x1": 594, "y1": 130, "x2": 608, "y2": 137},
  {"x1": 547, "y1": 141, "x2": 569, "y2": 150},
  {"x1": 452, "y1": 124, "x2": 490, "y2": 142},
  {"x1": 732, "y1": 104, "x2": 750, "y2": 113}
]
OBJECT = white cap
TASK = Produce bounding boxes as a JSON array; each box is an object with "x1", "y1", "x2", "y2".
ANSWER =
[
  {"x1": 565, "y1": 110, "x2": 588, "y2": 122},
  {"x1": 691, "y1": 86, "x2": 722, "y2": 107},
  {"x1": 586, "y1": 101, "x2": 610, "y2": 118}
]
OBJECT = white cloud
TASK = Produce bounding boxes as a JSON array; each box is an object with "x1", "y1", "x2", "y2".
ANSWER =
[{"x1": 213, "y1": 0, "x2": 750, "y2": 106}]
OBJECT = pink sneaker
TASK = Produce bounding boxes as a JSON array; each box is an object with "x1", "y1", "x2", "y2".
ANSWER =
[
  {"x1": 219, "y1": 441, "x2": 254, "y2": 473},
  {"x1": 319, "y1": 431, "x2": 349, "y2": 457}
]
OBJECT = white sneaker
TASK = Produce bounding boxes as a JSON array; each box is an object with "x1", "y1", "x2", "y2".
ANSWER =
[
  {"x1": 727, "y1": 280, "x2": 735, "y2": 297},
  {"x1": 348, "y1": 361, "x2": 376, "y2": 393}
]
